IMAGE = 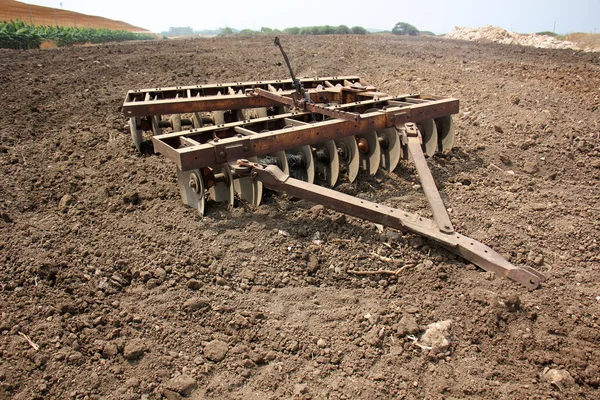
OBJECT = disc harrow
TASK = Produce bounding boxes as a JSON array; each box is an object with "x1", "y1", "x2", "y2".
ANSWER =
[{"x1": 121, "y1": 39, "x2": 545, "y2": 290}]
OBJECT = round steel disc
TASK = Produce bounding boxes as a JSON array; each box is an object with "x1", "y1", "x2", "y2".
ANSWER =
[
  {"x1": 270, "y1": 150, "x2": 290, "y2": 175},
  {"x1": 356, "y1": 131, "x2": 381, "y2": 176},
  {"x1": 192, "y1": 112, "x2": 204, "y2": 128},
  {"x1": 417, "y1": 119, "x2": 438, "y2": 157},
  {"x1": 177, "y1": 167, "x2": 206, "y2": 215},
  {"x1": 286, "y1": 145, "x2": 315, "y2": 184},
  {"x1": 151, "y1": 115, "x2": 162, "y2": 135},
  {"x1": 314, "y1": 140, "x2": 339, "y2": 187},
  {"x1": 208, "y1": 164, "x2": 234, "y2": 207},
  {"x1": 129, "y1": 117, "x2": 143, "y2": 152},
  {"x1": 378, "y1": 127, "x2": 401, "y2": 171},
  {"x1": 233, "y1": 157, "x2": 263, "y2": 207},
  {"x1": 435, "y1": 115, "x2": 455, "y2": 152},
  {"x1": 170, "y1": 114, "x2": 182, "y2": 132},
  {"x1": 212, "y1": 110, "x2": 225, "y2": 125},
  {"x1": 335, "y1": 136, "x2": 360, "y2": 183}
]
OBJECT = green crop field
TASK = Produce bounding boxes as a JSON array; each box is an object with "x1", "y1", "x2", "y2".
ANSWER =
[{"x1": 0, "y1": 20, "x2": 154, "y2": 49}]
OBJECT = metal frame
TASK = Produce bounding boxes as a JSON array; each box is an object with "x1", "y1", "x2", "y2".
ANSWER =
[
  {"x1": 122, "y1": 75, "x2": 546, "y2": 289},
  {"x1": 151, "y1": 92, "x2": 459, "y2": 171}
]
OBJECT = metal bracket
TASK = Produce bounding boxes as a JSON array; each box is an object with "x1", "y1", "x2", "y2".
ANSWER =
[{"x1": 211, "y1": 137, "x2": 251, "y2": 164}]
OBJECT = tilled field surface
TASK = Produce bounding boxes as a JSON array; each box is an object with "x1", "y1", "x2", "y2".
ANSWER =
[{"x1": 1, "y1": 35, "x2": 599, "y2": 399}]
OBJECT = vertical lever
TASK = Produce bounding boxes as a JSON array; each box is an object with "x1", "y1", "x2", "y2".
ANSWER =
[{"x1": 274, "y1": 37, "x2": 310, "y2": 106}]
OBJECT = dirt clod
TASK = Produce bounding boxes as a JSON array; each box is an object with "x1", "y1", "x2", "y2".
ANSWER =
[
  {"x1": 164, "y1": 374, "x2": 197, "y2": 397},
  {"x1": 204, "y1": 340, "x2": 229, "y2": 362},
  {"x1": 183, "y1": 297, "x2": 210, "y2": 311},
  {"x1": 123, "y1": 339, "x2": 147, "y2": 360}
]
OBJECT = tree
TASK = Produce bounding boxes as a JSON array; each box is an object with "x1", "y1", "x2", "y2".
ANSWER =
[
  {"x1": 220, "y1": 26, "x2": 233, "y2": 35},
  {"x1": 392, "y1": 22, "x2": 418, "y2": 36},
  {"x1": 284, "y1": 27, "x2": 300, "y2": 35},
  {"x1": 336, "y1": 25, "x2": 350, "y2": 34},
  {"x1": 351, "y1": 26, "x2": 368, "y2": 35}
]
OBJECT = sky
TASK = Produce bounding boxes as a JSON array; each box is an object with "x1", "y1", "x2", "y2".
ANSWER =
[{"x1": 22, "y1": 0, "x2": 599, "y2": 35}]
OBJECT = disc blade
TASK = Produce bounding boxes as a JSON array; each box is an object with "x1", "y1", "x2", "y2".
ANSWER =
[
  {"x1": 192, "y1": 112, "x2": 204, "y2": 128},
  {"x1": 314, "y1": 140, "x2": 339, "y2": 187},
  {"x1": 286, "y1": 145, "x2": 315, "y2": 183},
  {"x1": 436, "y1": 115, "x2": 455, "y2": 152},
  {"x1": 151, "y1": 115, "x2": 162, "y2": 136},
  {"x1": 379, "y1": 127, "x2": 401, "y2": 171},
  {"x1": 212, "y1": 111, "x2": 225, "y2": 125},
  {"x1": 129, "y1": 117, "x2": 142, "y2": 152},
  {"x1": 356, "y1": 131, "x2": 381, "y2": 176},
  {"x1": 233, "y1": 157, "x2": 263, "y2": 206},
  {"x1": 170, "y1": 114, "x2": 182, "y2": 132},
  {"x1": 417, "y1": 119, "x2": 438, "y2": 157},
  {"x1": 177, "y1": 167, "x2": 206, "y2": 215},
  {"x1": 208, "y1": 164, "x2": 234, "y2": 206},
  {"x1": 335, "y1": 136, "x2": 360, "y2": 183}
]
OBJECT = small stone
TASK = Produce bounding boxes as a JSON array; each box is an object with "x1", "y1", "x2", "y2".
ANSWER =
[
  {"x1": 68, "y1": 351, "x2": 83, "y2": 363},
  {"x1": 591, "y1": 159, "x2": 600, "y2": 169},
  {"x1": 542, "y1": 368, "x2": 575, "y2": 388},
  {"x1": 123, "y1": 339, "x2": 147, "y2": 360},
  {"x1": 215, "y1": 277, "x2": 229, "y2": 286},
  {"x1": 294, "y1": 384, "x2": 308, "y2": 396},
  {"x1": 239, "y1": 268, "x2": 256, "y2": 281},
  {"x1": 306, "y1": 254, "x2": 319, "y2": 273},
  {"x1": 204, "y1": 340, "x2": 229, "y2": 362},
  {"x1": 146, "y1": 278, "x2": 159, "y2": 289},
  {"x1": 187, "y1": 279, "x2": 201, "y2": 290},
  {"x1": 504, "y1": 294, "x2": 521, "y2": 312},
  {"x1": 418, "y1": 320, "x2": 452, "y2": 353},
  {"x1": 493, "y1": 125, "x2": 504, "y2": 133},
  {"x1": 163, "y1": 389, "x2": 182, "y2": 400},
  {"x1": 183, "y1": 297, "x2": 210, "y2": 311},
  {"x1": 139, "y1": 271, "x2": 152, "y2": 283},
  {"x1": 396, "y1": 315, "x2": 419, "y2": 336},
  {"x1": 103, "y1": 342, "x2": 118, "y2": 358},
  {"x1": 522, "y1": 162, "x2": 540, "y2": 174},
  {"x1": 533, "y1": 255, "x2": 544, "y2": 266},
  {"x1": 316, "y1": 338, "x2": 328, "y2": 348},
  {"x1": 499, "y1": 154, "x2": 512, "y2": 165},
  {"x1": 154, "y1": 267, "x2": 167, "y2": 281},
  {"x1": 165, "y1": 374, "x2": 197, "y2": 397},
  {"x1": 58, "y1": 194, "x2": 74, "y2": 211},
  {"x1": 287, "y1": 340, "x2": 299, "y2": 352},
  {"x1": 124, "y1": 377, "x2": 140, "y2": 389},
  {"x1": 238, "y1": 241, "x2": 255, "y2": 252},
  {"x1": 123, "y1": 192, "x2": 140, "y2": 205},
  {"x1": 509, "y1": 96, "x2": 520, "y2": 105}
]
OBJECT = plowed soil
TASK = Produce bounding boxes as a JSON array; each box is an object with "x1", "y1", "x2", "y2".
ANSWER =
[{"x1": 1, "y1": 35, "x2": 599, "y2": 399}]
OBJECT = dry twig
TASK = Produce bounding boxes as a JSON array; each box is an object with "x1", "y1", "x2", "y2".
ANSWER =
[
  {"x1": 347, "y1": 263, "x2": 415, "y2": 276},
  {"x1": 18, "y1": 331, "x2": 39, "y2": 350}
]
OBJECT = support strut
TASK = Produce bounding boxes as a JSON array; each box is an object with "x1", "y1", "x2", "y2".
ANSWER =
[{"x1": 235, "y1": 160, "x2": 546, "y2": 290}]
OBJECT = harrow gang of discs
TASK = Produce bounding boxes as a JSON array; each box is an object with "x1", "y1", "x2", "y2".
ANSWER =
[{"x1": 121, "y1": 39, "x2": 545, "y2": 290}]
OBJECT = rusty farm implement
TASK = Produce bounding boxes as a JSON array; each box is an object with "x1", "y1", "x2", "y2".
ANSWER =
[{"x1": 121, "y1": 38, "x2": 545, "y2": 289}]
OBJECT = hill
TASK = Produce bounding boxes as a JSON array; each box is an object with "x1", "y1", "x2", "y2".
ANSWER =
[{"x1": 0, "y1": 0, "x2": 149, "y2": 32}]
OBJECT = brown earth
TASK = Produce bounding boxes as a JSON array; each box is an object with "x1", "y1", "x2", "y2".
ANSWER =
[
  {"x1": 0, "y1": 0, "x2": 149, "y2": 31},
  {"x1": 1, "y1": 34, "x2": 600, "y2": 399}
]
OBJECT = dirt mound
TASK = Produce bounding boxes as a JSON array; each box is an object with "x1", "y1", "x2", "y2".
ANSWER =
[
  {"x1": 1, "y1": 35, "x2": 600, "y2": 399},
  {"x1": 446, "y1": 25, "x2": 581, "y2": 50},
  {"x1": 0, "y1": 0, "x2": 149, "y2": 32}
]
